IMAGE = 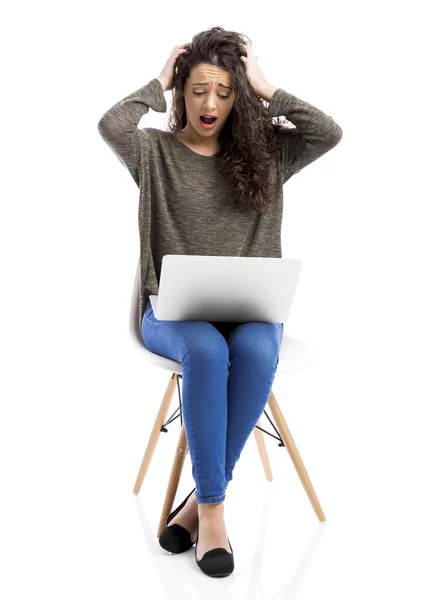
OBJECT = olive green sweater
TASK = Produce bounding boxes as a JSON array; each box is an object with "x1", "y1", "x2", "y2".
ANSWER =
[{"x1": 97, "y1": 77, "x2": 342, "y2": 346}]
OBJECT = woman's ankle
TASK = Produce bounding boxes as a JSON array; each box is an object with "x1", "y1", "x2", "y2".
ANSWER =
[{"x1": 198, "y1": 501, "x2": 224, "y2": 516}]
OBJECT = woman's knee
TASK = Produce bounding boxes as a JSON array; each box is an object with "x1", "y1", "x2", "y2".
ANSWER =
[
  {"x1": 185, "y1": 323, "x2": 230, "y2": 364},
  {"x1": 229, "y1": 322, "x2": 280, "y2": 364}
]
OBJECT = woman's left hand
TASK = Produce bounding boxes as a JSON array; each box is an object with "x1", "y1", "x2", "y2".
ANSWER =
[{"x1": 239, "y1": 44, "x2": 269, "y2": 97}]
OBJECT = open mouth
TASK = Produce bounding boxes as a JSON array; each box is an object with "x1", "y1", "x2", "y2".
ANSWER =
[{"x1": 200, "y1": 116, "x2": 217, "y2": 124}]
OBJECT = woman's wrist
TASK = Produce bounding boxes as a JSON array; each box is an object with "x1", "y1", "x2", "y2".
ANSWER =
[{"x1": 156, "y1": 76, "x2": 167, "y2": 92}]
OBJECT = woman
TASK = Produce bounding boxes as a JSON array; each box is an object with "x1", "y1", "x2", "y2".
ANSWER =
[{"x1": 98, "y1": 26, "x2": 342, "y2": 577}]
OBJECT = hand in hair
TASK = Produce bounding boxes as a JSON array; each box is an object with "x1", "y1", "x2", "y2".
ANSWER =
[{"x1": 239, "y1": 44, "x2": 271, "y2": 98}]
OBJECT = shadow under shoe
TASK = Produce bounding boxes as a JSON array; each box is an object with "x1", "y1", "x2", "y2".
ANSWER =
[
  {"x1": 158, "y1": 487, "x2": 197, "y2": 554},
  {"x1": 195, "y1": 519, "x2": 234, "y2": 577}
]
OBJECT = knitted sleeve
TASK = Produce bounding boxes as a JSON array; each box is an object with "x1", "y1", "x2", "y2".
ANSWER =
[
  {"x1": 267, "y1": 87, "x2": 343, "y2": 184},
  {"x1": 97, "y1": 78, "x2": 167, "y2": 187}
]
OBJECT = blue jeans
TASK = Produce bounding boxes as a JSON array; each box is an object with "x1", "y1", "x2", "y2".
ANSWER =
[{"x1": 141, "y1": 298, "x2": 284, "y2": 504}]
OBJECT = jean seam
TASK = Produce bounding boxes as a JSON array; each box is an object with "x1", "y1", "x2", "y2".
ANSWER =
[{"x1": 195, "y1": 493, "x2": 226, "y2": 504}]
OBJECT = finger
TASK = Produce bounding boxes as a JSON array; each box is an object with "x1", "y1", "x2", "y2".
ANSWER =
[
  {"x1": 172, "y1": 47, "x2": 189, "y2": 56},
  {"x1": 243, "y1": 44, "x2": 254, "y2": 58}
]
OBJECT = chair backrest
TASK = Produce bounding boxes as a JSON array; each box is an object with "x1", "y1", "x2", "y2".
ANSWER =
[
  {"x1": 128, "y1": 258, "x2": 183, "y2": 372},
  {"x1": 129, "y1": 258, "x2": 142, "y2": 346}
]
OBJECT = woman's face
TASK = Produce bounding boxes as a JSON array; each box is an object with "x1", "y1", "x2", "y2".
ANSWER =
[{"x1": 182, "y1": 63, "x2": 236, "y2": 140}]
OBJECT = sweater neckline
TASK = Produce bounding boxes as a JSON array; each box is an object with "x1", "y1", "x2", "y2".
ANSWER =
[{"x1": 169, "y1": 132, "x2": 219, "y2": 160}]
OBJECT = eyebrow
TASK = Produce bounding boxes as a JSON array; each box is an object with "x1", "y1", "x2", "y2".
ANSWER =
[{"x1": 191, "y1": 82, "x2": 233, "y2": 91}]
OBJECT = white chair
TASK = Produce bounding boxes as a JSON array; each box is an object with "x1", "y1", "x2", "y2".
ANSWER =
[{"x1": 128, "y1": 259, "x2": 326, "y2": 537}]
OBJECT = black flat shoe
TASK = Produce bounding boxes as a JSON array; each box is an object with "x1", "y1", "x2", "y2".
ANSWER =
[
  {"x1": 195, "y1": 520, "x2": 234, "y2": 577},
  {"x1": 158, "y1": 487, "x2": 197, "y2": 554}
]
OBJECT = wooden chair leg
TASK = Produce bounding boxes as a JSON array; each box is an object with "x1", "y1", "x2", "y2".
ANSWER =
[
  {"x1": 254, "y1": 418, "x2": 273, "y2": 481},
  {"x1": 267, "y1": 389, "x2": 326, "y2": 522},
  {"x1": 157, "y1": 423, "x2": 189, "y2": 538},
  {"x1": 133, "y1": 373, "x2": 178, "y2": 494}
]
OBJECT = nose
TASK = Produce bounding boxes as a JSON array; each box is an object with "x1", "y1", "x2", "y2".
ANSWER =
[
  {"x1": 203, "y1": 103, "x2": 217, "y2": 114},
  {"x1": 202, "y1": 91, "x2": 219, "y2": 111}
]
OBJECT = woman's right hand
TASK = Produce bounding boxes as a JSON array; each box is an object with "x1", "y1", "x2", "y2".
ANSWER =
[{"x1": 157, "y1": 43, "x2": 191, "y2": 92}]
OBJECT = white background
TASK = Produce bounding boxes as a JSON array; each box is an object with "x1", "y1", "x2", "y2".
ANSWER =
[{"x1": 1, "y1": 1, "x2": 420, "y2": 598}]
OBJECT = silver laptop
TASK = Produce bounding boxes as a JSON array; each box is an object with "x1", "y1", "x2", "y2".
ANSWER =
[{"x1": 149, "y1": 255, "x2": 303, "y2": 323}]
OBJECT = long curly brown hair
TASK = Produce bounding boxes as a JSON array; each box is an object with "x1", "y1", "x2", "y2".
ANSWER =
[{"x1": 166, "y1": 26, "x2": 304, "y2": 213}]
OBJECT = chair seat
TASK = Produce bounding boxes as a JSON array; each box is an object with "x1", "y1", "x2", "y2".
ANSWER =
[{"x1": 129, "y1": 260, "x2": 313, "y2": 375}]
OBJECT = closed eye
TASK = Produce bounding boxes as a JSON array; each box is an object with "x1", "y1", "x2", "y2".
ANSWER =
[{"x1": 193, "y1": 92, "x2": 230, "y2": 99}]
